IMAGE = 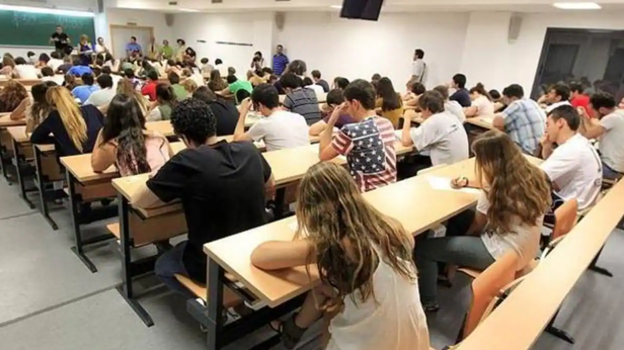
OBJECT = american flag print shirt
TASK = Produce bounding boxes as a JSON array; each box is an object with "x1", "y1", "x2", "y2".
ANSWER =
[{"x1": 331, "y1": 116, "x2": 397, "y2": 192}]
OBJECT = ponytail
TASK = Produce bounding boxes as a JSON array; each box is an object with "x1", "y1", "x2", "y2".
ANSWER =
[
  {"x1": 470, "y1": 83, "x2": 492, "y2": 101},
  {"x1": 46, "y1": 87, "x2": 87, "y2": 152}
]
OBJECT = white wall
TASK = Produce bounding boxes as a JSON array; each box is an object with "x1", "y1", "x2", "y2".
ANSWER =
[
  {"x1": 105, "y1": 8, "x2": 172, "y2": 57},
  {"x1": 461, "y1": 11, "x2": 624, "y2": 95},
  {"x1": 277, "y1": 12, "x2": 470, "y2": 89},
  {"x1": 171, "y1": 12, "x2": 275, "y2": 77}
]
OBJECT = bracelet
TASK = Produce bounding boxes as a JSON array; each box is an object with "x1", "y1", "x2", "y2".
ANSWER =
[{"x1": 461, "y1": 177, "x2": 469, "y2": 187}]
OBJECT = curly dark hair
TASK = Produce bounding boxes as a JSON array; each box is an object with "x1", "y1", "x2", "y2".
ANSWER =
[
  {"x1": 171, "y1": 98, "x2": 216, "y2": 145},
  {"x1": 100, "y1": 94, "x2": 149, "y2": 175}
]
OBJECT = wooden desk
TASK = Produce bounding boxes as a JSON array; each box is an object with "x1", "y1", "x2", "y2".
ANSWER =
[
  {"x1": 0, "y1": 114, "x2": 26, "y2": 128},
  {"x1": 465, "y1": 116, "x2": 495, "y2": 130},
  {"x1": 32, "y1": 143, "x2": 64, "y2": 229},
  {"x1": 202, "y1": 156, "x2": 540, "y2": 309},
  {"x1": 7, "y1": 126, "x2": 35, "y2": 208},
  {"x1": 145, "y1": 120, "x2": 175, "y2": 138},
  {"x1": 455, "y1": 180, "x2": 624, "y2": 350}
]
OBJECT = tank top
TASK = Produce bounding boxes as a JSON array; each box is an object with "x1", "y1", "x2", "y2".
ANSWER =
[
  {"x1": 327, "y1": 250, "x2": 430, "y2": 350},
  {"x1": 116, "y1": 132, "x2": 170, "y2": 177}
]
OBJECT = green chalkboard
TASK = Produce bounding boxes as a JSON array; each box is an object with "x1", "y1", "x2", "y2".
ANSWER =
[{"x1": 0, "y1": 10, "x2": 95, "y2": 47}]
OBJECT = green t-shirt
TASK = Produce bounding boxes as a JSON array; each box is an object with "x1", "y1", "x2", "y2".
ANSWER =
[
  {"x1": 228, "y1": 80, "x2": 253, "y2": 103},
  {"x1": 158, "y1": 104, "x2": 173, "y2": 120},
  {"x1": 160, "y1": 45, "x2": 174, "y2": 59},
  {"x1": 172, "y1": 84, "x2": 188, "y2": 101}
]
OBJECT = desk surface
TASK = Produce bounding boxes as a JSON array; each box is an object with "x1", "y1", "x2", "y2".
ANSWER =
[
  {"x1": 465, "y1": 116, "x2": 495, "y2": 130},
  {"x1": 203, "y1": 156, "x2": 542, "y2": 308},
  {"x1": 7, "y1": 125, "x2": 30, "y2": 144},
  {"x1": 0, "y1": 114, "x2": 26, "y2": 128},
  {"x1": 60, "y1": 153, "x2": 118, "y2": 184}
]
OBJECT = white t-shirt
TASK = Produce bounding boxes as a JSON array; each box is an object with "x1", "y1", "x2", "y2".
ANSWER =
[
  {"x1": 545, "y1": 100, "x2": 572, "y2": 114},
  {"x1": 472, "y1": 95, "x2": 494, "y2": 117},
  {"x1": 14, "y1": 64, "x2": 38, "y2": 79},
  {"x1": 599, "y1": 109, "x2": 624, "y2": 173},
  {"x1": 444, "y1": 100, "x2": 465, "y2": 123},
  {"x1": 84, "y1": 88, "x2": 116, "y2": 107},
  {"x1": 477, "y1": 192, "x2": 542, "y2": 270},
  {"x1": 47, "y1": 58, "x2": 64, "y2": 72},
  {"x1": 247, "y1": 110, "x2": 310, "y2": 151},
  {"x1": 327, "y1": 252, "x2": 430, "y2": 350},
  {"x1": 305, "y1": 84, "x2": 324, "y2": 97},
  {"x1": 411, "y1": 59, "x2": 427, "y2": 84},
  {"x1": 409, "y1": 111, "x2": 469, "y2": 166},
  {"x1": 41, "y1": 75, "x2": 64, "y2": 85},
  {"x1": 540, "y1": 134, "x2": 602, "y2": 211}
]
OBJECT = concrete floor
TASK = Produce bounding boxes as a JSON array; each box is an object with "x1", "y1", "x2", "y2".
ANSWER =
[{"x1": 0, "y1": 174, "x2": 623, "y2": 350}]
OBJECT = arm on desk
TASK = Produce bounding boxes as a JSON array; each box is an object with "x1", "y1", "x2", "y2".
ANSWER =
[
  {"x1": 492, "y1": 114, "x2": 505, "y2": 131},
  {"x1": 251, "y1": 239, "x2": 315, "y2": 270},
  {"x1": 309, "y1": 119, "x2": 328, "y2": 137},
  {"x1": 319, "y1": 104, "x2": 346, "y2": 161},
  {"x1": 578, "y1": 108, "x2": 605, "y2": 140},
  {"x1": 10, "y1": 97, "x2": 30, "y2": 121},
  {"x1": 91, "y1": 130, "x2": 117, "y2": 172},
  {"x1": 400, "y1": 114, "x2": 415, "y2": 147},
  {"x1": 233, "y1": 98, "x2": 254, "y2": 142}
]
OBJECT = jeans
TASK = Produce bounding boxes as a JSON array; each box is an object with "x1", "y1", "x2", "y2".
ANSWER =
[
  {"x1": 415, "y1": 210, "x2": 495, "y2": 305},
  {"x1": 603, "y1": 162, "x2": 623, "y2": 181},
  {"x1": 155, "y1": 241, "x2": 196, "y2": 299}
]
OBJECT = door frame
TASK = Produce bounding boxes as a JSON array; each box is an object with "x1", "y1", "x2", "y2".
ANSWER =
[{"x1": 108, "y1": 24, "x2": 154, "y2": 58}]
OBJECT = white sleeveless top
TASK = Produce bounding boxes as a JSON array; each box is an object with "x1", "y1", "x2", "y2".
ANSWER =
[{"x1": 327, "y1": 253, "x2": 430, "y2": 350}]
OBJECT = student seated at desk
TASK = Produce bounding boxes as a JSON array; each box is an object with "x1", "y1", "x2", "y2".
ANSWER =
[
  {"x1": 0, "y1": 56, "x2": 15, "y2": 76},
  {"x1": 251, "y1": 162, "x2": 430, "y2": 350},
  {"x1": 92, "y1": 94, "x2": 171, "y2": 175},
  {"x1": 303, "y1": 77, "x2": 324, "y2": 96},
  {"x1": 25, "y1": 82, "x2": 56, "y2": 133},
  {"x1": 114, "y1": 78, "x2": 149, "y2": 116},
  {"x1": 539, "y1": 83, "x2": 572, "y2": 114},
  {"x1": 333, "y1": 77, "x2": 350, "y2": 91},
  {"x1": 57, "y1": 57, "x2": 73, "y2": 75},
  {"x1": 489, "y1": 89, "x2": 507, "y2": 113},
  {"x1": 168, "y1": 72, "x2": 188, "y2": 101},
  {"x1": 539, "y1": 105, "x2": 602, "y2": 218},
  {"x1": 375, "y1": 77, "x2": 404, "y2": 129},
  {"x1": 40, "y1": 66, "x2": 63, "y2": 85},
  {"x1": 30, "y1": 87, "x2": 104, "y2": 157},
  {"x1": 0, "y1": 80, "x2": 28, "y2": 113},
  {"x1": 320, "y1": 79, "x2": 397, "y2": 192},
  {"x1": 416, "y1": 131, "x2": 551, "y2": 312},
  {"x1": 433, "y1": 85, "x2": 465, "y2": 123},
  {"x1": 131, "y1": 98, "x2": 274, "y2": 297},
  {"x1": 192, "y1": 86, "x2": 238, "y2": 136},
  {"x1": 449, "y1": 73, "x2": 471, "y2": 108},
  {"x1": 72, "y1": 73, "x2": 100, "y2": 104},
  {"x1": 85, "y1": 74, "x2": 115, "y2": 107},
  {"x1": 403, "y1": 81, "x2": 426, "y2": 107},
  {"x1": 146, "y1": 84, "x2": 176, "y2": 121},
  {"x1": 234, "y1": 84, "x2": 309, "y2": 151},
  {"x1": 400, "y1": 90, "x2": 469, "y2": 172},
  {"x1": 181, "y1": 79, "x2": 198, "y2": 97},
  {"x1": 281, "y1": 73, "x2": 321, "y2": 125},
  {"x1": 579, "y1": 92, "x2": 624, "y2": 180},
  {"x1": 311, "y1": 70, "x2": 330, "y2": 93},
  {"x1": 141, "y1": 70, "x2": 159, "y2": 101},
  {"x1": 309, "y1": 89, "x2": 355, "y2": 137},
  {"x1": 13, "y1": 57, "x2": 39, "y2": 79},
  {"x1": 67, "y1": 59, "x2": 93, "y2": 77},
  {"x1": 207, "y1": 69, "x2": 227, "y2": 93},
  {"x1": 464, "y1": 83, "x2": 494, "y2": 118},
  {"x1": 492, "y1": 84, "x2": 546, "y2": 155},
  {"x1": 220, "y1": 75, "x2": 252, "y2": 104}
]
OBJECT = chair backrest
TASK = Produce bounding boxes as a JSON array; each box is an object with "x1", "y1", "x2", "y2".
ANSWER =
[
  {"x1": 552, "y1": 199, "x2": 578, "y2": 241},
  {"x1": 462, "y1": 251, "x2": 519, "y2": 340}
]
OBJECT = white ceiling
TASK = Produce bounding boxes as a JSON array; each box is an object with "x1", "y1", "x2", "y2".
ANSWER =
[{"x1": 111, "y1": 0, "x2": 624, "y2": 13}]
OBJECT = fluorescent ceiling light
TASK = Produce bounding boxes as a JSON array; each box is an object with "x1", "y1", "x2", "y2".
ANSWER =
[
  {"x1": 553, "y1": 2, "x2": 601, "y2": 10},
  {"x1": 0, "y1": 4, "x2": 94, "y2": 17},
  {"x1": 177, "y1": 8, "x2": 199, "y2": 12},
  {"x1": 330, "y1": 5, "x2": 342, "y2": 9}
]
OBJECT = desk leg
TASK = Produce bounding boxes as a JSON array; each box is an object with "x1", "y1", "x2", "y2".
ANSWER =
[
  {"x1": 588, "y1": 246, "x2": 613, "y2": 277},
  {"x1": 115, "y1": 194, "x2": 155, "y2": 327},
  {"x1": 545, "y1": 308, "x2": 575, "y2": 344},
  {"x1": 273, "y1": 188, "x2": 286, "y2": 220},
  {"x1": 206, "y1": 258, "x2": 225, "y2": 350},
  {"x1": 13, "y1": 139, "x2": 34, "y2": 209},
  {"x1": 33, "y1": 146, "x2": 58, "y2": 230},
  {"x1": 67, "y1": 170, "x2": 98, "y2": 273}
]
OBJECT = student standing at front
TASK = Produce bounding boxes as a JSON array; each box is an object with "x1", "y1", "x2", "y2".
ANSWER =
[
  {"x1": 131, "y1": 99, "x2": 274, "y2": 297},
  {"x1": 319, "y1": 79, "x2": 397, "y2": 192}
]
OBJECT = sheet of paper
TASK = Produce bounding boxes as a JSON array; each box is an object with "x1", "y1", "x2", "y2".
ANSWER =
[
  {"x1": 427, "y1": 176, "x2": 482, "y2": 195},
  {"x1": 394, "y1": 130, "x2": 402, "y2": 141},
  {"x1": 309, "y1": 144, "x2": 346, "y2": 161}
]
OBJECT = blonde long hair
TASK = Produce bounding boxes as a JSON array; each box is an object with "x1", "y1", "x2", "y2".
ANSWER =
[
  {"x1": 472, "y1": 131, "x2": 551, "y2": 233},
  {"x1": 296, "y1": 162, "x2": 416, "y2": 304},
  {"x1": 46, "y1": 86, "x2": 87, "y2": 152},
  {"x1": 117, "y1": 78, "x2": 148, "y2": 113}
]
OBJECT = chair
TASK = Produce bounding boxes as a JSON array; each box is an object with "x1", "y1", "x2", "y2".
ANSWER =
[{"x1": 456, "y1": 251, "x2": 520, "y2": 342}]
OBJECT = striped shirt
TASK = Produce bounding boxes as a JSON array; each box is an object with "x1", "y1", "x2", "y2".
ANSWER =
[
  {"x1": 331, "y1": 116, "x2": 397, "y2": 192},
  {"x1": 272, "y1": 53, "x2": 289, "y2": 76},
  {"x1": 283, "y1": 88, "x2": 321, "y2": 125}
]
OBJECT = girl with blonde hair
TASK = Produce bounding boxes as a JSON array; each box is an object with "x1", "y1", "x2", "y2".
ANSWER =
[
  {"x1": 30, "y1": 86, "x2": 104, "y2": 156},
  {"x1": 116, "y1": 78, "x2": 149, "y2": 115},
  {"x1": 251, "y1": 162, "x2": 430, "y2": 350},
  {"x1": 415, "y1": 130, "x2": 551, "y2": 312}
]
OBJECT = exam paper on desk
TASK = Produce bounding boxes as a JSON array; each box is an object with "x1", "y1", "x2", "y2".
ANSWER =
[{"x1": 427, "y1": 176, "x2": 482, "y2": 195}]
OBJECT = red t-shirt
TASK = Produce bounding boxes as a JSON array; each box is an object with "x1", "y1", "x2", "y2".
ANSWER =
[
  {"x1": 141, "y1": 81, "x2": 158, "y2": 101},
  {"x1": 571, "y1": 94, "x2": 594, "y2": 118}
]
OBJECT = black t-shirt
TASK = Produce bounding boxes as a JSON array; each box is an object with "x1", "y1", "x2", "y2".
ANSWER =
[
  {"x1": 450, "y1": 88, "x2": 472, "y2": 108},
  {"x1": 30, "y1": 105, "x2": 104, "y2": 157},
  {"x1": 208, "y1": 99, "x2": 238, "y2": 136},
  {"x1": 147, "y1": 141, "x2": 271, "y2": 282},
  {"x1": 51, "y1": 33, "x2": 70, "y2": 50},
  {"x1": 317, "y1": 79, "x2": 330, "y2": 93}
]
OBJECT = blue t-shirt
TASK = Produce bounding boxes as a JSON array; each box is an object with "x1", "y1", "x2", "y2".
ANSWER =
[
  {"x1": 272, "y1": 53, "x2": 289, "y2": 76},
  {"x1": 68, "y1": 65, "x2": 93, "y2": 77},
  {"x1": 126, "y1": 42, "x2": 142, "y2": 53},
  {"x1": 72, "y1": 85, "x2": 100, "y2": 104},
  {"x1": 450, "y1": 88, "x2": 472, "y2": 108}
]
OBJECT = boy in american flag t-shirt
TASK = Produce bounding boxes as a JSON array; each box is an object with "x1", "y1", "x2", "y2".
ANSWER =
[{"x1": 319, "y1": 79, "x2": 397, "y2": 192}]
